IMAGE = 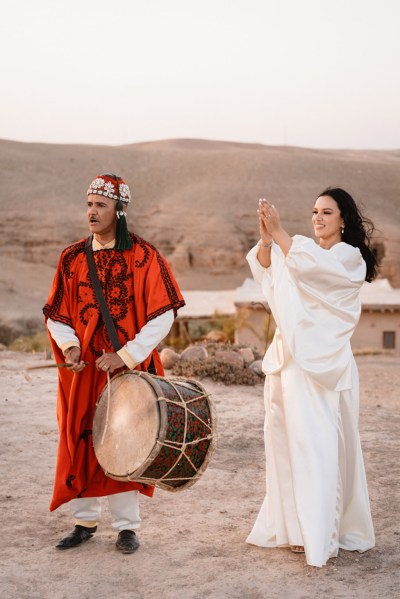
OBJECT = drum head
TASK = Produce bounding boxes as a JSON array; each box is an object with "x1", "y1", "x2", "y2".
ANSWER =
[{"x1": 93, "y1": 373, "x2": 160, "y2": 478}]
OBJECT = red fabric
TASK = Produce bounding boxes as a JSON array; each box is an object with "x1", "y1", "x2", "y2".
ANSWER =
[{"x1": 44, "y1": 234, "x2": 185, "y2": 511}]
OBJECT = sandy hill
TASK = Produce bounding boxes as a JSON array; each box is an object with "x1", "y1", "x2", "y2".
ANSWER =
[{"x1": 0, "y1": 138, "x2": 399, "y2": 328}]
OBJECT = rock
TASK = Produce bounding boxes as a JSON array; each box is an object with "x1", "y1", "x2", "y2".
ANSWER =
[
  {"x1": 238, "y1": 347, "x2": 255, "y2": 364},
  {"x1": 180, "y1": 345, "x2": 208, "y2": 362},
  {"x1": 160, "y1": 348, "x2": 181, "y2": 369},
  {"x1": 167, "y1": 247, "x2": 192, "y2": 273},
  {"x1": 249, "y1": 360, "x2": 264, "y2": 376},
  {"x1": 205, "y1": 330, "x2": 228, "y2": 343},
  {"x1": 214, "y1": 350, "x2": 245, "y2": 369}
]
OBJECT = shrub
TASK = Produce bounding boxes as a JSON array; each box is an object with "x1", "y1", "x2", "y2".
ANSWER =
[
  {"x1": 170, "y1": 340, "x2": 263, "y2": 385},
  {"x1": 171, "y1": 357, "x2": 261, "y2": 385},
  {"x1": 9, "y1": 331, "x2": 51, "y2": 353}
]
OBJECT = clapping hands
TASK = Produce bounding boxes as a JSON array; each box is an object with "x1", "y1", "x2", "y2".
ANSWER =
[{"x1": 258, "y1": 198, "x2": 282, "y2": 244}]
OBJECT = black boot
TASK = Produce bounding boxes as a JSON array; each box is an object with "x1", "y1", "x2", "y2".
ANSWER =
[
  {"x1": 116, "y1": 530, "x2": 139, "y2": 554},
  {"x1": 56, "y1": 524, "x2": 97, "y2": 550}
]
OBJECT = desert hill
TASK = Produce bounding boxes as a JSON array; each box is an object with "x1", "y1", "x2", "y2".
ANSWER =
[{"x1": 0, "y1": 138, "x2": 399, "y2": 328}]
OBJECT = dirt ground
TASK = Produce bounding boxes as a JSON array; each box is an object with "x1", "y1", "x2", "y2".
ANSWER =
[{"x1": 0, "y1": 350, "x2": 399, "y2": 599}]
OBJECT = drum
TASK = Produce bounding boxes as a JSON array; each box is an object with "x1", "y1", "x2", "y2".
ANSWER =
[{"x1": 92, "y1": 371, "x2": 216, "y2": 492}]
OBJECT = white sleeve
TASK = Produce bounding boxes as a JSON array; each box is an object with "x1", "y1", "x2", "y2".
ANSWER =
[
  {"x1": 117, "y1": 310, "x2": 174, "y2": 369},
  {"x1": 267, "y1": 236, "x2": 364, "y2": 391},
  {"x1": 48, "y1": 311, "x2": 174, "y2": 367},
  {"x1": 246, "y1": 242, "x2": 272, "y2": 285},
  {"x1": 47, "y1": 318, "x2": 80, "y2": 352}
]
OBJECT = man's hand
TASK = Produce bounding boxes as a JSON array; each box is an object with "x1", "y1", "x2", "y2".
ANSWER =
[
  {"x1": 95, "y1": 351, "x2": 125, "y2": 374},
  {"x1": 64, "y1": 347, "x2": 87, "y2": 373}
]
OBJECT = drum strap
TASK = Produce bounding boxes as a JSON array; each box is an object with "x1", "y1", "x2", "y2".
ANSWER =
[
  {"x1": 84, "y1": 236, "x2": 157, "y2": 374},
  {"x1": 85, "y1": 236, "x2": 122, "y2": 352}
]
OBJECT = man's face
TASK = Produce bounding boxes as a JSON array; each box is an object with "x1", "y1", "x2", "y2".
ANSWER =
[{"x1": 87, "y1": 194, "x2": 117, "y2": 239}]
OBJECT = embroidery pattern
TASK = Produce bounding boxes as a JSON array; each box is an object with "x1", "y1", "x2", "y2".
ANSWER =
[
  {"x1": 44, "y1": 235, "x2": 184, "y2": 356},
  {"x1": 133, "y1": 234, "x2": 151, "y2": 268},
  {"x1": 66, "y1": 474, "x2": 76, "y2": 489},
  {"x1": 87, "y1": 176, "x2": 131, "y2": 202},
  {"x1": 132, "y1": 234, "x2": 185, "y2": 318},
  {"x1": 79, "y1": 429, "x2": 92, "y2": 442},
  {"x1": 78, "y1": 249, "x2": 134, "y2": 356},
  {"x1": 43, "y1": 240, "x2": 86, "y2": 325},
  {"x1": 119, "y1": 183, "x2": 130, "y2": 201}
]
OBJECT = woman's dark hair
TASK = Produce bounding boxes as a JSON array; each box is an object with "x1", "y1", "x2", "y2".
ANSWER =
[{"x1": 318, "y1": 187, "x2": 378, "y2": 282}]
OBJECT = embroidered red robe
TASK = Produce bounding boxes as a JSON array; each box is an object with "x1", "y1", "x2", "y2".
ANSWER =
[{"x1": 43, "y1": 234, "x2": 185, "y2": 511}]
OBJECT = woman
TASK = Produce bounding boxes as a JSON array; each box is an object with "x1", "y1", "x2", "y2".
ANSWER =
[{"x1": 245, "y1": 188, "x2": 376, "y2": 567}]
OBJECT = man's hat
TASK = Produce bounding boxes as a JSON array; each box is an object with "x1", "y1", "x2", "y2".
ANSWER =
[
  {"x1": 87, "y1": 174, "x2": 131, "y2": 203},
  {"x1": 87, "y1": 173, "x2": 132, "y2": 250}
]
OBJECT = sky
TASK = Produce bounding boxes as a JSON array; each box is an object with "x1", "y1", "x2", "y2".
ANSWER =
[{"x1": 1, "y1": 0, "x2": 399, "y2": 149}]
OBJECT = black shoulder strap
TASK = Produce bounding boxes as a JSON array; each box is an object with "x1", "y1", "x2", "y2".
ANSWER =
[{"x1": 84, "y1": 236, "x2": 122, "y2": 352}]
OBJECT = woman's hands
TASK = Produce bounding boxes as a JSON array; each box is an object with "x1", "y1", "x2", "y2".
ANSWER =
[
  {"x1": 257, "y1": 198, "x2": 293, "y2": 257},
  {"x1": 258, "y1": 198, "x2": 282, "y2": 239}
]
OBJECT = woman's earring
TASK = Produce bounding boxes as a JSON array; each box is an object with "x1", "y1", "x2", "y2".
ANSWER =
[{"x1": 341, "y1": 225, "x2": 345, "y2": 234}]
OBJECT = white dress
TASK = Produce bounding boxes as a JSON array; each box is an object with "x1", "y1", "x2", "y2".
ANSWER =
[{"x1": 246, "y1": 235, "x2": 375, "y2": 568}]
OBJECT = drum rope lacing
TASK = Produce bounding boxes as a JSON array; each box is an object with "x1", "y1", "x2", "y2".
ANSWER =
[
  {"x1": 147, "y1": 379, "x2": 213, "y2": 483},
  {"x1": 100, "y1": 369, "x2": 112, "y2": 446},
  {"x1": 96, "y1": 372, "x2": 215, "y2": 487}
]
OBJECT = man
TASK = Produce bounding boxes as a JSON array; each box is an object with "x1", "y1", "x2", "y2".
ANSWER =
[{"x1": 43, "y1": 173, "x2": 185, "y2": 553}]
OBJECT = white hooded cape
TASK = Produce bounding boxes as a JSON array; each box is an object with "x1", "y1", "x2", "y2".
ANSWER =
[{"x1": 246, "y1": 235, "x2": 375, "y2": 567}]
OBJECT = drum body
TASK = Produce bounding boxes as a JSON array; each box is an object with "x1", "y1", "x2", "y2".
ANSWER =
[{"x1": 93, "y1": 371, "x2": 216, "y2": 492}]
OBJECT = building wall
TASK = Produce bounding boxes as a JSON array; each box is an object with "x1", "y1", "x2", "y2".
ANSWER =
[
  {"x1": 352, "y1": 311, "x2": 400, "y2": 350},
  {"x1": 235, "y1": 306, "x2": 400, "y2": 352},
  {"x1": 234, "y1": 307, "x2": 273, "y2": 353}
]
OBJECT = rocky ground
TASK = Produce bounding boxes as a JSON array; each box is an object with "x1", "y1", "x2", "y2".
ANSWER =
[{"x1": 0, "y1": 350, "x2": 399, "y2": 599}]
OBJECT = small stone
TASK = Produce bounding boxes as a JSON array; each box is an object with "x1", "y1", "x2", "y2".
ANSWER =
[
  {"x1": 238, "y1": 347, "x2": 255, "y2": 364},
  {"x1": 249, "y1": 360, "x2": 264, "y2": 376},
  {"x1": 160, "y1": 348, "x2": 181, "y2": 369},
  {"x1": 214, "y1": 350, "x2": 245, "y2": 369},
  {"x1": 180, "y1": 345, "x2": 208, "y2": 362}
]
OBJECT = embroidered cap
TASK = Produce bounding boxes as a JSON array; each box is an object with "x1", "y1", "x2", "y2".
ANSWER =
[{"x1": 87, "y1": 174, "x2": 131, "y2": 204}]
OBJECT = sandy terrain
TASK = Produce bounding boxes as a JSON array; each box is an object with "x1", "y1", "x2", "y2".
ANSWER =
[
  {"x1": 0, "y1": 350, "x2": 399, "y2": 599},
  {"x1": 1, "y1": 138, "x2": 400, "y2": 335}
]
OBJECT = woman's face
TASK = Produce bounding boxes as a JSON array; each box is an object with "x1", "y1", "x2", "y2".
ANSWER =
[{"x1": 312, "y1": 195, "x2": 344, "y2": 247}]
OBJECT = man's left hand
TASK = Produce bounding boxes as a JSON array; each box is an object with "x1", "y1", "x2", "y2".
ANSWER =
[{"x1": 95, "y1": 352, "x2": 125, "y2": 374}]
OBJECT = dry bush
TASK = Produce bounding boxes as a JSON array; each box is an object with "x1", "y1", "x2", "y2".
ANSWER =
[
  {"x1": 199, "y1": 339, "x2": 263, "y2": 360},
  {"x1": 170, "y1": 340, "x2": 263, "y2": 385},
  {"x1": 0, "y1": 318, "x2": 46, "y2": 347},
  {"x1": 9, "y1": 331, "x2": 51, "y2": 353},
  {"x1": 171, "y1": 357, "x2": 261, "y2": 385},
  {"x1": 0, "y1": 320, "x2": 18, "y2": 346}
]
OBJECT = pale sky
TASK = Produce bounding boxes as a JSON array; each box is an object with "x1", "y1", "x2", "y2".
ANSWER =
[{"x1": 1, "y1": 0, "x2": 399, "y2": 149}]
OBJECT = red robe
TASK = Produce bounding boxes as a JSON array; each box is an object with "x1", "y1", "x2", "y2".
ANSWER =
[{"x1": 43, "y1": 233, "x2": 185, "y2": 511}]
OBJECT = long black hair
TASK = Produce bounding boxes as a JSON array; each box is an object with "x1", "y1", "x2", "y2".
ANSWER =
[{"x1": 318, "y1": 187, "x2": 378, "y2": 282}]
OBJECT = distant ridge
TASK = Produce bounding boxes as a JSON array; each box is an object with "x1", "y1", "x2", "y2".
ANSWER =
[{"x1": 0, "y1": 138, "x2": 399, "y2": 325}]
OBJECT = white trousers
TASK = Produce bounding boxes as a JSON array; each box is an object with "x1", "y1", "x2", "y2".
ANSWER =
[{"x1": 69, "y1": 491, "x2": 141, "y2": 531}]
